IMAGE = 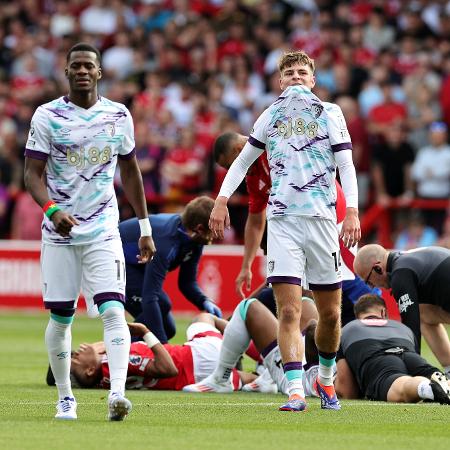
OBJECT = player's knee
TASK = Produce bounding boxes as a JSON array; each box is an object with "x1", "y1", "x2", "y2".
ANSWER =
[
  {"x1": 99, "y1": 301, "x2": 126, "y2": 328},
  {"x1": 237, "y1": 298, "x2": 258, "y2": 322},
  {"x1": 278, "y1": 302, "x2": 301, "y2": 325},
  {"x1": 319, "y1": 308, "x2": 340, "y2": 327}
]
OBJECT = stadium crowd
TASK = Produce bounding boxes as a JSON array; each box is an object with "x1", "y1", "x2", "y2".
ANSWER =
[{"x1": 2, "y1": 0, "x2": 450, "y2": 243}]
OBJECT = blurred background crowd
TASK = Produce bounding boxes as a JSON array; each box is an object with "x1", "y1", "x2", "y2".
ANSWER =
[{"x1": 1, "y1": 0, "x2": 450, "y2": 247}]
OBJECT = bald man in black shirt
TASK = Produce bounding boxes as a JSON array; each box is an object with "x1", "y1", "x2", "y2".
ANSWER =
[{"x1": 354, "y1": 244, "x2": 450, "y2": 378}]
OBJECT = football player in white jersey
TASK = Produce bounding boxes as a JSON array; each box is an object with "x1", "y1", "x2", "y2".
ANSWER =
[
  {"x1": 209, "y1": 51, "x2": 360, "y2": 412},
  {"x1": 24, "y1": 43, "x2": 156, "y2": 421}
]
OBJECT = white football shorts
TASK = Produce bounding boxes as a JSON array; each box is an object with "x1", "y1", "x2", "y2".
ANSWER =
[
  {"x1": 41, "y1": 238, "x2": 126, "y2": 311},
  {"x1": 266, "y1": 216, "x2": 342, "y2": 289}
]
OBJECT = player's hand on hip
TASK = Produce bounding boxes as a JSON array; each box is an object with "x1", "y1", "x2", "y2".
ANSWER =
[
  {"x1": 128, "y1": 322, "x2": 150, "y2": 337},
  {"x1": 236, "y1": 267, "x2": 252, "y2": 298},
  {"x1": 138, "y1": 236, "x2": 156, "y2": 263},
  {"x1": 209, "y1": 197, "x2": 230, "y2": 240},
  {"x1": 340, "y1": 208, "x2": 361, "y2": 248},
  {"x1": 51, "y1": 210, "x2": 79, "y2": 237}
]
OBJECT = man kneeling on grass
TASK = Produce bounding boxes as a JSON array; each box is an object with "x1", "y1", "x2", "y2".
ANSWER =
[{"x1": 332, "y1": 294, "x2": 450, "y2": 404}]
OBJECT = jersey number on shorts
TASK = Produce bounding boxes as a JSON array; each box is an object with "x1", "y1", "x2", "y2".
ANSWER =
[
  {"x1": 115, "y1": 259, "x2": 125, "y2": 281},
  {"x1": 331, "y1": 251, "x2": 341, "y2": 272}
]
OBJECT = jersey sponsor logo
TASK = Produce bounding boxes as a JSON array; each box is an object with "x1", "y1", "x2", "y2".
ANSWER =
[
  {"x1": 66, "y1": 145, "x2": 112, "y2": 169},
  {"x1": 276, "y1": 118, "x2": 318, "y2": 139},
  {"x1": 268, "y1": 260, "x2": 275, "y2": 273},
  {"x1": 398, "y1": 293, "x2": 414, "y2": 313}
]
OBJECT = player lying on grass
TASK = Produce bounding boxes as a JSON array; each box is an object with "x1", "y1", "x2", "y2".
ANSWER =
[
  {"x1": 67, "y1": 314, "x2": 252, "y2": 390},
  {"x1": 48, "y1": 298, "x2": 318, "y2": 393},
  {"x1": 183, "y1": 297, "x2": 321, "y2": 398},
  {"x1": 332, "y1": 294, "x2": 450, "y2": 404}
]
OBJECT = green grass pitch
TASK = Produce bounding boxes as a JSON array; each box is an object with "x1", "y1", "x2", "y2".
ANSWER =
[{"x1": 0, "y1": 311, "x2": 449, "y2": 450}]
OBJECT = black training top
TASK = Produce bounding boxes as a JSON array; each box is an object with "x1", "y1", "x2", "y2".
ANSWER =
[
  {"x1": 387, "y1": 246, "x2": 450, "y2": 352},
  {"x1": 339, "y1": 318, "x2": 417, "y2": 392}
]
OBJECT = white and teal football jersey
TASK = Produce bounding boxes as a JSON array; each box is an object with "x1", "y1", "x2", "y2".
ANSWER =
[
  {"x1": 25, "y1": 96, "x2": 135, "y2": 245},
  {"x1": 249, "y1": 85, "x2": 352, "y2": 221}
]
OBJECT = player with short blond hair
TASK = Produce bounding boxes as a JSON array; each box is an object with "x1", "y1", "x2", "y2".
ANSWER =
[{"x1": 209, "y1": 50, "x2": 360, "y2": 412}]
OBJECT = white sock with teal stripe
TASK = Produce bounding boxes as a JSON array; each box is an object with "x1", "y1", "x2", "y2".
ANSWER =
[
  {"x1": 318, "y1": 351, "x2": 336, "y2": 386},
  {"x1": 99, "y1": 301, "x2": 130, "y2": 396},
  {"x1": 211, "y1": 299, "x2": 253, "y2": 383},
  {"x1": 283, "y1": 362, "x2": 305, "y2": 398},
  {"x1": 45, "y1": 315, "x2": 74, "y2": 400}
]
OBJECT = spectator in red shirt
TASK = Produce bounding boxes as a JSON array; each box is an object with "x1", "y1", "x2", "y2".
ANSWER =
[
  {"x1": 368, "y1": 81, "x2": 407, "y2": 139},
  {"x1": 161, "y1": 127, "x2": 208, "y2": 200},
  {"x1": 336, "y1": 96, "x2": 371, "y2": 208}
]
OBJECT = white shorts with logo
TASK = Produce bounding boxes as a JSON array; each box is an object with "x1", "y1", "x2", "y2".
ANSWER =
[
  {"x1": 266, "y1": 216, "x2": 342, "y2": 289},
  {"x1": 41, "y1": 238, "x2": 126, "y2": 311}
]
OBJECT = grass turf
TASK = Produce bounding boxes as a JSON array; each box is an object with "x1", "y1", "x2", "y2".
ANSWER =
[{"x1": 0, "y1": 311, "x2": 449, "y2": 450}]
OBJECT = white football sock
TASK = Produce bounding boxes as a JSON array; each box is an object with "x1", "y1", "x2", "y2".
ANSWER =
[
  {"x1": 418, "y1": 380, "x2": 434, "y2": 400},
  {"x1": 45, "y1": 317, "x2": 73, "y2": 400},
  {"x1": 100, "y1": 305, "x2": 130, "y2": 396},
  {"x1": 212, "y1": 301, "x2": 251, "y2": 382}
]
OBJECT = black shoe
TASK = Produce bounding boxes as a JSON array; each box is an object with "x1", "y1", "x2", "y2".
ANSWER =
[{"x1": 430, "y1": 372, "x2": 450, "y2": 405}]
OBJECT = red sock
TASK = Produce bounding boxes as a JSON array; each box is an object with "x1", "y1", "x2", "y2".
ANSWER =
[{"x1": 245, "y1": 341, "x2": 263, "y2": 363}]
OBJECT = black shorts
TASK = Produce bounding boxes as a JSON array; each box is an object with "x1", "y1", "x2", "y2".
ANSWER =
[{"x1": 360, "y1": 351, "x2": 438, "y2": 401}]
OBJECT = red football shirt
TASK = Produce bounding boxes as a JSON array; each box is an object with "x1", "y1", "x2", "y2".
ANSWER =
[
  {"x1": 245, "y1": 153, "x2": 271, "y2": 214},
  {"x1": 101, "y1": 341, "x2": 195, "y2": 391}
]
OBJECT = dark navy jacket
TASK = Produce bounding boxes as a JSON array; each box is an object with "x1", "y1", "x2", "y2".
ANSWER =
[{"x1": 119, "y1": 214, "x2": 210, "y2": 309}]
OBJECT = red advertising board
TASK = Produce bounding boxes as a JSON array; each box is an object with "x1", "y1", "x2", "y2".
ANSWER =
[
  {"x1": 0, "y1": 240, "x2": 399, "y2": 320},
  {"x1": 0, "y1": 241, "x2": 265, "y2": 314}
]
